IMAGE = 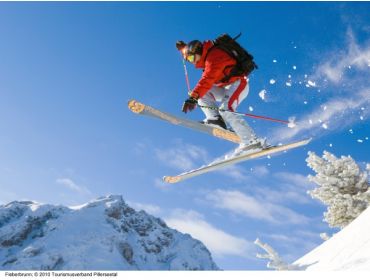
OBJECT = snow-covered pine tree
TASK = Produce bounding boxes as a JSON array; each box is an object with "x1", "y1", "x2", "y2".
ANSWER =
[{"x1": 306, "y1": 151, "x2": 370, "y2": 229}]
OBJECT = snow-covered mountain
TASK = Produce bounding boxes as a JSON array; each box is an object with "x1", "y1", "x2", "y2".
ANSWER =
[
  {"x1": 294, "y1": 205, "x2": 370, "y2": 270},
  {"x1": 0, "y1": 195, "x2": 218, "y2": 270}
]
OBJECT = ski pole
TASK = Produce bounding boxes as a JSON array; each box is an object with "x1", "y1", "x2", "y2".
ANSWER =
[
  {"x1": 198, "y1": 104, "x2": 295, "y2": 126},
  {"x1": 181, "y1": 57, "x2": 192, "y2": 92}
]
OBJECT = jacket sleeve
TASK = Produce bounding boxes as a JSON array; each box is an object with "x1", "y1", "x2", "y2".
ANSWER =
[{"x1": 192, "y1": 50, "x2": 232, "y2": 99}]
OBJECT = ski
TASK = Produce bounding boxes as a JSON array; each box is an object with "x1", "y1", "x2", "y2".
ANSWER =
[
  {"x1": 128, "y1": 99, "x2": 241, "y2": 144},
  {"x1": 163, "y1": 138, "x2": 312, "y2": 183}
]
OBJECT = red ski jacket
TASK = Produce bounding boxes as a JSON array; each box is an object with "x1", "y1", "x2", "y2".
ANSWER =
[{"x1": 192, "y1": 40, "x2": 245, "y2": 99}]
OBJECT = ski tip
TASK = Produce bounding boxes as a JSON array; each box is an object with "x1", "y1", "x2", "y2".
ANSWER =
[
  {"x1": 163, "y1": 176, "x2": 182, "y2": 184},
  {"x1": 128, "y1": 99, "x2": 145, "y2": 114}
]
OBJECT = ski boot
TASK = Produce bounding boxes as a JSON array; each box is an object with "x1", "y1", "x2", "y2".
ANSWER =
[
  {"x1": 234, "y1": 138, "x2": 268, "y2": 156},
  {"x1": 200, "y1": 116, "x2": 227, "y2": 130}
]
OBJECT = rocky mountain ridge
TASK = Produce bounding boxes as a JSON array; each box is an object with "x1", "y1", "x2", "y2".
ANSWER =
[{"x1": 0, "y1": 195, "x2": 218, "y2": 270}]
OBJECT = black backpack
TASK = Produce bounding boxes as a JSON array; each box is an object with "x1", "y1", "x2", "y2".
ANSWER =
[{"x1": 209, "y1": 33, "x2": 258, "y2": 82}]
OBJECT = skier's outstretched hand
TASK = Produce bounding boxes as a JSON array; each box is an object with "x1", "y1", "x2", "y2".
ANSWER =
[{"x1": 182, "y1": 97, "x2": 198, "y2": 113}]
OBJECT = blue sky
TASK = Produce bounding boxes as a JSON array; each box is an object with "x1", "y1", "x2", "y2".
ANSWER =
[{"x1": 0, "y1": 2, "x2": 369, "y2": 270}]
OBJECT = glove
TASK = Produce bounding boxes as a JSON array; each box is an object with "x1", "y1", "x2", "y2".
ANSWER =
[
  {"x1": 182, "y1": 97, "x2": 198, "y2": 113},
  {"x1": 176, "y1": 41, "x2": 187, "y2": 51}
]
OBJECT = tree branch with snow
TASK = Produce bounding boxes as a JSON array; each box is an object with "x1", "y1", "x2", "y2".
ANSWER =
[{"x1": 254, "y1": 238, "x2": 299, "y2": 270}]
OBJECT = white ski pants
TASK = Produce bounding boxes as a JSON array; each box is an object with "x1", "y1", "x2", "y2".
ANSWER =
[{"x1": 197, "y1": 77, "x2": 257, "y2": 144}]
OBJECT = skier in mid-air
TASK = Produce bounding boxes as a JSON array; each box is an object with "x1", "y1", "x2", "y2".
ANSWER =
[
  {"x1": 176, "y1": 37, "x2": 266, "y2": 154},
  {"x1": 128, "y1": 34, "x2": 309, "y2": 182}
]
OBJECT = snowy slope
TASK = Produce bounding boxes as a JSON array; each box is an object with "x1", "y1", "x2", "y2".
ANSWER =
[
  {"x1": 0, "y1": 195, "x2": 218, "y2": 270},
  {"x1": 294, "y1": 205, "x2": 370, "y2": 270}
]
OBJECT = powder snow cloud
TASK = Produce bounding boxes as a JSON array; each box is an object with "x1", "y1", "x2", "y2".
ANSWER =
[
  {"x1": 271, "y1": 29, "x2": 370, "y2": 143},
  {"x1": 314, "y1": 29, "x2": 370, "y2": 84},
  {"x1": 272, "y1": 89, "x2": 370, "y2": 142}
]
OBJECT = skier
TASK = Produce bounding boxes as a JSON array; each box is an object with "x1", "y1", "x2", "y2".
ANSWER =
[{"x1": 176, "y1": 39, "x2": 266, "y2": 154}]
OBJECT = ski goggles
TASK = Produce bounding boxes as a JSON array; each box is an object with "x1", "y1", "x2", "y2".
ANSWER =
[
  {"x1": 185, "y1": 54, "x2": 195, "y2": 63},
  {"x1": 181, "y1": 46, "x2": 196, "y2": 63}
]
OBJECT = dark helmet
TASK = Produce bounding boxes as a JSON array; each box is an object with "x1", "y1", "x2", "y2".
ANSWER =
[{"x1": 184, "y1": 40, "x2": 203, "y2": 56}]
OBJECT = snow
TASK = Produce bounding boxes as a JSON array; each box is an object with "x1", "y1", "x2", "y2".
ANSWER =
[
  {"x1": 258, "y1": 89, "x2": 267, "y2": 100},
  {"x1": 0, "y1": 195, "x2": 218, "y2": 270},
  {"x1": 319, "y1": 233, "x2": 330, "y2": 241},
  {"x1": 294, "y1": 205, "x2": 370, "y2": 270},
  {"x1": 288, "y1": 117, "x2": 297, "y2": 128},
  {"x1": 306, "y1": 80, "x2": 317, "y2": 87}
]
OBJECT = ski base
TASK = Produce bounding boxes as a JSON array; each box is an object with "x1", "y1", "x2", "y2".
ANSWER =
[
  {"x1": 128, "y1": 99, "x2": 241, "y2": 143},
  {"x1": 163, "y1": 138, "x2": 312, "y2": 183}
]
